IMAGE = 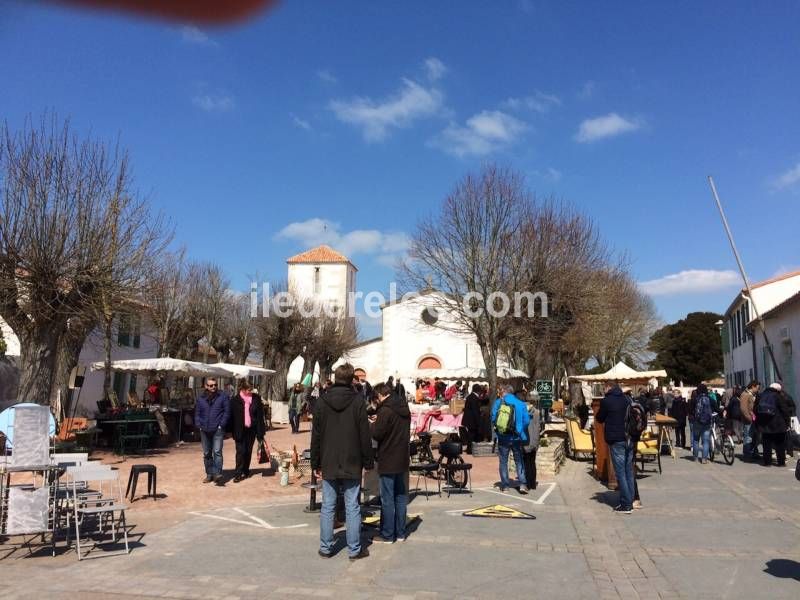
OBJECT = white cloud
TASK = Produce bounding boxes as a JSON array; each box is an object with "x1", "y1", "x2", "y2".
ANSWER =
[
  {"x1": 534, "y1": 167, "x2": 562, "y2": 182},
  {"x1": 329, "y1": 78, "x2": 444, "y2": 142},
  {"x1": 424, "y1": 57, "x2": 447, "y2": 81},
  {"x1": 770, "y1": 161, "x2": 800, "y2": 191},
  {"x1": 291, "y1": 114, "x2": 312, "y2": 131},
  {"x1": 431, "y1": 110, "x2": 527, "y2": 157},
  {"x1": 575, "y1": 112, "x2": 642, "y2": 143},
  {"x1": 317, "y1": 69, "x2": 338, "y2": 84},
  {"x1": 638, "y1": 269, "x2": 740, "y2": 296},
  {"x1": 276, "y1": 218, "x2": 410, "y2": 262},
  {"x1": 192, "y1": 93, "x2": 234, "y2": 112},
  {"x1": 180, "y1": 25, "x2": 217, "y2": 46},
  {"x1": 503, "y1": 91, "x2": 561, "y2": 113}
]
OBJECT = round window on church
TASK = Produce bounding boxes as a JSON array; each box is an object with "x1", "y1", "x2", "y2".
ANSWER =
[{"x1": 420, "y1": 307, "x2": 439, "y2": 326}]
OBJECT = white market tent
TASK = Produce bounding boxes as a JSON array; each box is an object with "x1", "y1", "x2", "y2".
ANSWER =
[
  {"x1": 568, "y1": 361, "x2": 667, "y2": 383},
  {"x1": 207, "y1": 363, "x2": 276, "y2": 378},
  {"x1": 407, "y1": 366, "x2": 529, "y2": 381},
  {"x1": 90, "y1": 358, "x2": 232, "y2": 377}
]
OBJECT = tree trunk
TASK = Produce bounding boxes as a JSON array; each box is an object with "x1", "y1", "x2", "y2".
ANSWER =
[
  {"x1": 51, "y1": 326, "x2": 92, "y2": 417},
  {"x1": 300, "y1": 351, "x2": 315, "y2": 380},
  {"x1": 103, "y1": 316, "x2": 113, "y2": 400},
  {"x1": 17, "y1": 329, "x2": 60, "y2": 406},
  {"x1": 478, "y1": 343, "x2": 498, "y2": 398},
  {"x1": 562, "y1": 355, "x2": 584, "y2": 407}
]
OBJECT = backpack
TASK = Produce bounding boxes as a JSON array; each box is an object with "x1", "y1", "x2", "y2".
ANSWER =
[
  {"x1": 757, "y1": 391, "x2": 777, "y2": 416},
  {"x1": 494, "y1": 399, "x2": 516, "y2": 436},
  {"x1": 694, "y1": 394, "x2": 713, "y2": 425},
  {"x1": 625, "y1": 400, "x2": 648, "y2": 440}
]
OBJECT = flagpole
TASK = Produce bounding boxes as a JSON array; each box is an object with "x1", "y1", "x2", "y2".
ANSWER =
[{"x1": 707, "y1": 176, "x2": 782, "y2": 382}]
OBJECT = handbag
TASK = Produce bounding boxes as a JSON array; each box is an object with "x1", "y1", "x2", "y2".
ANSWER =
[{"x1": 258, "y1": 439, "x2": 270, "y2": 464}]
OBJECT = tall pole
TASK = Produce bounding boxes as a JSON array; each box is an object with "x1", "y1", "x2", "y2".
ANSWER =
[{"x1": 707, "y1": 176, "x2": 782, "y2": 382}]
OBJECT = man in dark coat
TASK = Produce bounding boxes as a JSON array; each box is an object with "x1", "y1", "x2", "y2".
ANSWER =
[
  {"x1": 461, "y1": 384, "x2": 483, "y2": 452},
  {"x1": 755, "y1": 382, "x2": 793, "y2": 467},
  {"x1": 311, "y1": 363, "x2": 374, "y2": 560},
  {"x1": 669, "y1": 389, "x2": 688, "y2": 448},
  {"x1": 370, "y1": 382, "x2": 411, "y2": 543},
  {"x1": 194, "y1": 378, "x2": 230, "y2": 485},
  {"x1": 596, "y1": 382, "x2": 634, "y2": 514}
]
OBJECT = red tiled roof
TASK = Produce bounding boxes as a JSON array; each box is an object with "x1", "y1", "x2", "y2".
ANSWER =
[
  {"x1": 750, "y1": 269, "x2": 800, "y2": 290},
  {"x1": 286, "y1": 245, "x2": 354, "y2": 267}
]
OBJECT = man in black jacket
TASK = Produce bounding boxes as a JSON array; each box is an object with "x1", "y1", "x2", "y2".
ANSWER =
[
  {"x1": 370, "y1": 382, "x2": 411, "y2": 543},
  {"x1": 669, "y1": 389, "x2": 688, "y2": 448},
  {"x1": 755, "y1": 382, "x2": 793, "y2": 467},
  {"x1": 596, "y1": 382, "x2": 634, "y2": 514},
  {"x1": 311, "y1": 363, "x2": 374, "y2": 560},
  {"x1": 461, "y1": 384, "x2": 483, "y2": 452}
]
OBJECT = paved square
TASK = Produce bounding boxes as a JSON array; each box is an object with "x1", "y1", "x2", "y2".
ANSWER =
[{"x1": 2, "y1": 449, "x2": 799, "y2": 599}]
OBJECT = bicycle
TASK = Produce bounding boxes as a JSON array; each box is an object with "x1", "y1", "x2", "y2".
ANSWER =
[{"x1": 709, "y1": 415, "x2": 735, "y2": 465}]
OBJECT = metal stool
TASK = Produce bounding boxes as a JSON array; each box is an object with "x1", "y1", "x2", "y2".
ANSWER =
[{"x1": 126, "y1": 464, "x2": 157, "y2": 501}]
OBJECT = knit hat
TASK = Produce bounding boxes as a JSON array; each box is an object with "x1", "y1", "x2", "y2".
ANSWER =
[{"x1": 769, "y1": 382, "x2": 782, "y2": 391}]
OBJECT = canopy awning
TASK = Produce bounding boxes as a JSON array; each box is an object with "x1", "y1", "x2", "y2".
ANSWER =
[
  {"x1": 406, "y1": 366, "x2": 528, "y2": 381},
  {"x1": 208, "y1": 363, "x2": 276, "y2": 378},
  {"x1": 90, "y1": 358, "x2": 231, "y2": 377},
  {"x1": 568, "y1": 361, "x2": 667, "y2": 382}
]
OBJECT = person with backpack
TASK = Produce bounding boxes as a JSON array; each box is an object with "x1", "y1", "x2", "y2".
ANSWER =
[
  {"x1": 754, "y1": 382, "x2": 792, "y2": 467},
  {"x1": 596, "y1": 382, "x2": 640, "y2": 514},
  {"x1": 724, "y1": 386, "x2": 743, "y2": 443},
  {"x1": 491, "y1": 384, "x2": 531, "y2": 494},
  {"x1": 688, "y1": 384, "x2": 717, "y2": 464}
]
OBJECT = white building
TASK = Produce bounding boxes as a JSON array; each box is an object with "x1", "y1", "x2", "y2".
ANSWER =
[
  {"x1": 0, "y1": 313, "x2": 159, "y2": 414},
  {"x1": 752, "y1": 291, "x2": 800, "y2": 399},
  {"x1": 287, "y1": 245, "x2": 357, "y2": 319},
  {"x1": 720, "y1": 269, "x2": 800, "y2": 394}
]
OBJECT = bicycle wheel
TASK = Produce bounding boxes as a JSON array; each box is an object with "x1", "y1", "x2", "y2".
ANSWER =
[
  {"x1": 445, "y1": 456, "x2": 468, "y2": 488},
  {"x1": 722, "y1": 436, "x2": 735, "y2": 465},
  {"x1": 709, "y1": 435, "x2": 716, "y2": 462}
]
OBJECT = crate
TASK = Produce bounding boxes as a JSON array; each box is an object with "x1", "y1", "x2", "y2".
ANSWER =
[{"x1": 471, "y1": 442, "x2": 495, "y2": 457}]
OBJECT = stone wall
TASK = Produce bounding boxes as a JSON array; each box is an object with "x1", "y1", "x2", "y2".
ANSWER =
[{"x1": 536, "y1": 436, "x2": 566, "y2": 476}]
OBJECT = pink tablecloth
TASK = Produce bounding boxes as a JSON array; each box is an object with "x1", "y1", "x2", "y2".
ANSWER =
[{"x1": 412, "y1": 410, "x2": 463, "y2": 434}]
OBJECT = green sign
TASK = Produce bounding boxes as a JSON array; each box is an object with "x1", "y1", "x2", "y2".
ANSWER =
[{"x1": 536, "y1": 380, "x2": 553, "y2": 409}]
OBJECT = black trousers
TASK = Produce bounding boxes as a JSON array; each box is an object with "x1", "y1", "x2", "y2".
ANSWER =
[
  {"x1": 674, "y1": 422, "x2": 686, "y2": 448},
  {"x1": 762, "y1": 432, "x2": 786, "y2": 466},
  {"x1": 522, "y1": 449, "x2": 537, "y2": 489},
  {"x1": 235, "y1": 428, "x2": 257, "y2": 476}
]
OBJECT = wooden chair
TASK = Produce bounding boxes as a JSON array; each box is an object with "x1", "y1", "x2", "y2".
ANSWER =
[
  {"x1": 565, "y1": 417, "x2": 595, "y2": 460},
  {"x1": 57, "y1": 418, "x2": 89, "y2": 442},
  {"x1": 636, "y1": 433, "x2": 661, "y2": 473}
]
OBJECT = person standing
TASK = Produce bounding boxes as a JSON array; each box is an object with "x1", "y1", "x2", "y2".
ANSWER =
[
  {"x1": 370, "y1": 382, "x2": 411, "y2": 544},
  {"x1": 755, "y1": 382, "x2": 792, "y2": 467},
  {"x1": 669, "y1": 389, "x2": 688, "y2": 449},
  {"x1": 229, "y1": 379, "x2": 266, "y2": 482},
  {"x1": 288, "y1": 382, "x2": 304, "y2": 434},
  {"x1": 462, "y1": 384, "x2": 483, "y2": 453},
  {"x1": 740, "y1": 380, "x2": 760, "y2": 459},
  {"x1": 596, "y1": 382, "x2": 634, "y2": 514},
  {"x1": 311, "y1": 363, "x2": 373, "y2": 560},
  {"x1": 491, "y1": 384, "x2": 531, "y2": 494},
  {"x1": 194, "y1": 378, "x2": 230, "y2": 486},
  {"x1": 689, "y1": 384, "x2": 716, "y2": 464},
  {"x1": 521, "y1": 390, "x2": 541, "y2": 490}
]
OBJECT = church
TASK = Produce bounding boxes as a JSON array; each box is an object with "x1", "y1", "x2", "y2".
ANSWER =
[{"x1": 286, "y1": 245, "x2": 513, "y2": 386}]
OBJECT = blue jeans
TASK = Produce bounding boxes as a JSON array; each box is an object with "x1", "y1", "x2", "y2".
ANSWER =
[
  {"x1": 497, "y1": 440, "x2": 527, "y2": 488},
  {"x1": 200, "y1": 428, "x2": 224, "y2": 477},
  {"x1": 320, "y1": 479, "x2": 361, "y2": 557},
  {"x1": 289, "y1": 409, "x2": 300, "y2": 433},
  {"x1": 610, "y1": 440, "x2": 635, "y2": 510},
  {"x1": 379, "y1": 473, "x2": 408, "y2": 540},
  {"x1": 692, "y1": 423, "x2": 711, "y2": 459}
]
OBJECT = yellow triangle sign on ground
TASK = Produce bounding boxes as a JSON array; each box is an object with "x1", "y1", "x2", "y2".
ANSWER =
[{"x1": 462, "y1": 504, "x2": 536, "y2": 520}]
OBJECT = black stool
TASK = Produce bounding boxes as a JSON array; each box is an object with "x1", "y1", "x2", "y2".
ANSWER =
[{"x1": 126, "y1": 464, "x2": 157, "y2": 501}]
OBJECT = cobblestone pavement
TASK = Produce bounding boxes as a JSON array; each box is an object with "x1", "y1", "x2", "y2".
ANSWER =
[{"x1": 2, "y1": 448, "x2": 799, "y2": 599}]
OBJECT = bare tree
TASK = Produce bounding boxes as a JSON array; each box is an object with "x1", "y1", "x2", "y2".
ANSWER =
[
  {"x1": 216, "y1": 291, "x2": 254, "y2": 365},
  {"x1": 399, "y1": 164, "x2": 532, "y2": 394},
  {"x1": 0, "y1": 116, "x2": 169, "y2": 405}
]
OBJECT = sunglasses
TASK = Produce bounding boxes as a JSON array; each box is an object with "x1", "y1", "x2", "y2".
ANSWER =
[{"x1": 206, "y1": 384, "x2": 217, "y2": 388}]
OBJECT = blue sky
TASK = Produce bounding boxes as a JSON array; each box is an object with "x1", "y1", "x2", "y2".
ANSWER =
[{"x1": 3, "y1": 1, "x2": 800, "y2": 339}]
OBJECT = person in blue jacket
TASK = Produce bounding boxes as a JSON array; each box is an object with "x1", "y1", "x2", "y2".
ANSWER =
[
  {"x1": 194, "y1": 377, "x2": 231, "y2": 486},
  {"x1": 491, "y1": 384, "x2": 531, "y2": 494}
]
